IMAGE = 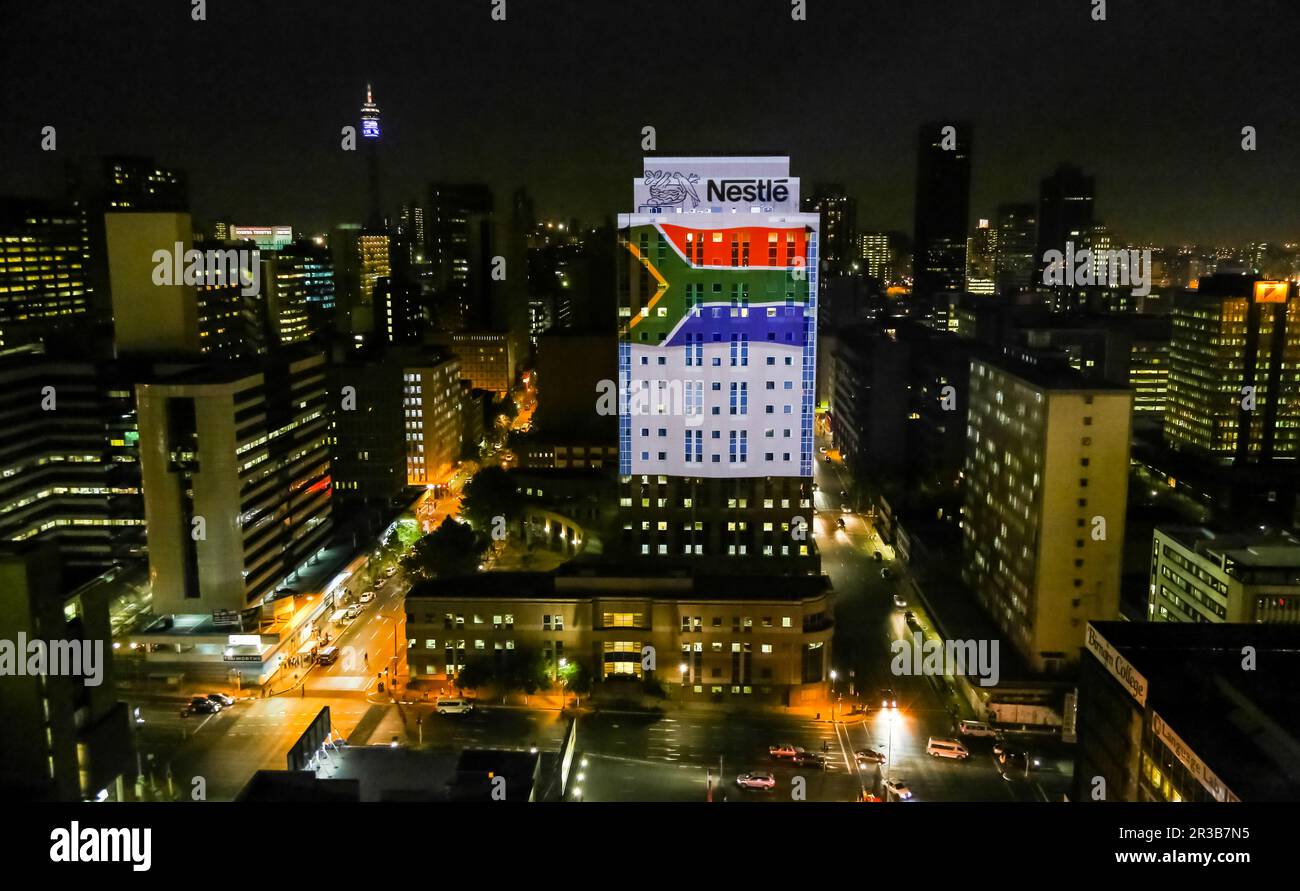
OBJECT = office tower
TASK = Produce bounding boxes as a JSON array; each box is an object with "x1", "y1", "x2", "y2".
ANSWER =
[
  {"x1": 430, "y1": 331, "x2": 514, "y2": 393},
  {"x1": 802, "y1": 184, "x2": 856, "y2": 277},
  {"x1": 328, "y1": 355, "x2": 408, "y2": 508},
  {"x1": 405, "y1": 569, "x2": 835, "y2": 704},
  {"x1": 97, "y1": 155, "x2": 188, "y2": 211},
  {"x1": 104, "y1": 212, "x2": 201, "y2": 354},
  {"x1": 0, "y1": 356, "x2": 144, "y2": 579},
  {"x1": 828, "y1": 325, "x2": 910, "y2": 481},
  {"x1": 228, "y1": 225, "x2": 294, "y2": 251},
  {"x1": 403, "y1": 354, "x2": 464, "y2": 485},
  {"x1": 360, "y1": 83, "x2": 383, "y2": 228},
  {"x1": 1165, "y1": 275, "x2": 1299, "y2": 464},
  {"x1": 0, "y1": 198, "x2": 93, "y2": 350},
  {"x1": 912, "y1": 122, "x2": 972, "y2": 317},
  {"x1": 399, "y1": 201, "x2": 426, "y2": 263},
  {"x1": 859, "y1": 232, "x2": 893, "y2": 282},
  {"x1": 1078, "y1": 621, "x2": 1300, "y2": 801},
  {"x1": 135, "y1": 351, "x2": 332, "y2": 616},
  {"x1": 1036, "y1": 164, "x2": 1095, "y2": 283},
  {"x1": 0, "y1": 543, "x2": 135, "y2": 801},
  {"x1": 994, "y1": 202, "x2": 1037, "y2": 294},
  {"x1": 617, "y1": 156, "x2": 818, "y2": 572},
  {"x1": 965, "y1": 219, "x2": 997, "y2": 295},
  {"x1": 260, "y1": 251, "x2": 314, "y2": 346},
  {"x1": 426, "y1": 183, "x2": 495, "y2": 331},
  {"x1": 331, "y1": 223, "x2": 391, "y2": 343},
  {"x1": 962, "y1": 351, "x2": 1132, "y2": 672},
  {"x1": 1148, "y1": 526, "x2": 1300, "y2": 623},
  {"x1": 526, "y1": 219, "x2": 584, "y2": 338}
]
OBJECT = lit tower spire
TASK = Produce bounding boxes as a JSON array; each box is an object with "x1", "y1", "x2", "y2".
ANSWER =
[{"x1": 360, "y1": 83, "x2": 383, "y2": 228}]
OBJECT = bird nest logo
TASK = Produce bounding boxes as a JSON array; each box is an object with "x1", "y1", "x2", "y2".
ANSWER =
[{"x1": 643, "y1": 170, "x2": 701, "y2": 208}]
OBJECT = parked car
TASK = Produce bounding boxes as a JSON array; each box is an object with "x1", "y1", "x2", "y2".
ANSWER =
[
  {"x1": 375, "y1": 576, "x2": 388, "y2": 589},
  {"x1": 958, "y1": 719, "x2": 997, "y2": 738},
  {"x1": 206, "y1": 693, "x2": 234, "y2": 708},
  {"x1": 345, "y1": 605, "x2": 360, "y2": 620},
  {"x1": 359, "y1": 591, "x2": 374, "y2": 605},
  {"x1": 893, "y1": 594, "x2": 908, "y2": 608},
  {"x1": 855, "y1": 748, "x2": 887, "y2": 764},
  {"x1": 736, "y1": 772, "x2": 777, "y2": 790},
  {"x1": 926, "y1": 737, "x2": 970, "y2": 759},
  {"x1": 880, "y1": 567, "x2": 892, "y2": 579},
  {"x1": 384, "y1": 566, "x2": 397, "y2": 578},
  {"x1": 883, "y1": 778, "x2": 913, "y2": 801},
  {"x1": 793, "y1": 751, "x2": 828, "y2": 769},
  {"x1": 878, "y1": 688, "x2": 897, "y2": 709},
  {"x1": 872, "y1": 551, "x2": 883, "y2": 562},
  {"x1": 768, "y1": 743, "x2": 801, "y2": 759}
]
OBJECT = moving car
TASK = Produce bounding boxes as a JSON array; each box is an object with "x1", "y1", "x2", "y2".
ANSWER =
[
  {"x1": 883, "y1": 778, "x2": 913, "y2": 801},
  {"x1": 836, "y1": 517, "x2": 846, "y2": 529},
  {"x1": 206, "y1": 693, "x2": 234, "y2": 708},
  {"x1": 841, "y1": 504, "x2": 853, "y2": 514},
  {"x1": 768, "y1": 743, "x2": 801, "y2": 759},
  {"x1": 872, "y1": 551, "x2": 883, "y2": 562},
  {"x1": 359, "y1": 591, "x2": 374, "y2": 604},
  {"x1": 893, "y1": 594, "x2": 908, "y2": 608},
  {"x1": 435, "y1": 697, "x2": 474, "y2": 715},
  {"x1": 181, "y1": 697, "x2": 220, "y2": 717},
  {"x1": 855, "y1": 748, "x2": 887, "y2": 764},
  {"x1": 880, "y1": 567, "x2": 892, "y2": 579},
  {"x1": 792, "y1": 751, "x2": 828, "y2": 769},
  {"x1": 736, "y1": 772, "x2": 777, "y2": 790},
  {"x1": 926, "y1": 737, "x2": 970, "y2": 759},
  {"x1": 903, "y1": 610, "x2": 916, "y2": 621}
]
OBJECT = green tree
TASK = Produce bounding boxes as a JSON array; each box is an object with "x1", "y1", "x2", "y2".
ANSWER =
[
  {"x1": 461, "y1": 466, "x2": 523, "y2": 532},
  {"x1": 403, "y1": 517, "x2": 485, "y2": 579},
  {"x1": 502, "y1": 646, "x2": 551, "y2": 705},
  {"x1": 558, "y1": 659, "x2": 593, "y2": 708}
]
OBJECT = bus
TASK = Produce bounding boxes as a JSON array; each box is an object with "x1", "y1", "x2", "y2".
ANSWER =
[{"x1": 318, "y1": 646, "x2": 339, "y2": 666}]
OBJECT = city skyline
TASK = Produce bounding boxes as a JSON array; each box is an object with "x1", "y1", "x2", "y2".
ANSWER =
[{"x1": 3, "y1": 0, "x2": 1299, "y2": 243}]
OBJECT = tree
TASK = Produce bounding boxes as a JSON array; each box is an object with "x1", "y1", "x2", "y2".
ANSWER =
[
  {"x1": 456, "y1": 656, "x2": 496, "y2": 692},
  {"x1": 402, "y1": 517, "x2": 485, "y2": 579},
  {"x1": 501, "y1": 646, "x2": 551, "y2": 705},
  {"x1": 461, "y1": 465, "x2": 524, "y2": 532},
  {"x1": 558, "y1": 659, "x2": 593, "y2": 708}
]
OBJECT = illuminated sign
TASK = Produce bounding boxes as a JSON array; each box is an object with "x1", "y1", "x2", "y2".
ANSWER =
[
  {"x1": 1084, "y1": 624, "x2": 1148, "y2": 706},
  {"x1": 706, "y1": 178, "x2": 790, "y2": 204},
  {"x1": 362, "y1": 119, "x2": 380, "y2": 139},
  {"x1": 1151, "y1": 711, "x2": 1238, "y2": 802},
  {"x1": 1253, "y1": 280, "x2": 1289, "y2": 303}
]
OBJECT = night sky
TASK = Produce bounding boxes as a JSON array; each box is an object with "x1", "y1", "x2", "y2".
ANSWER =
[{"x1": 2, "y1": 0, "x2": 1297, "y2": 243}]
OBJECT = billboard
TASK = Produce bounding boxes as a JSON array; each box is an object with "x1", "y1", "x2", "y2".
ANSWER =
[{"x1": 619, "y1": 157, "x2": 818, "y2": 478}]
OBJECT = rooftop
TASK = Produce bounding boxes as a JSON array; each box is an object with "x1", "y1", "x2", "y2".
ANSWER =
[{"x1": 1087, "y1": 621, "x2": 1300, "y2": 802}]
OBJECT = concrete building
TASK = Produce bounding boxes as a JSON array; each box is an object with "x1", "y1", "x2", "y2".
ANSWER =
[
  {"x1": 404, "y1": 354, "x2": 463, "y2": 485},
  {"x1": 961, "y1": 350, "x2": 1132, "y2": 672},
  {"x1": 1077, "y1": 621, "x2": 1300, "y2": 801},
  {"x1": 135, "y1": 350, "x2": 332, "y2": 617},
  {"x1": 1148, "y1": 526, "x2": 1300, "y2": 624},
  {"x1": 405, "y1": 569, "x2": 834, "y2": 706},
  {"x1": 0, "y1": 543, "x2": 135, "y2": 801},
  {"x1": 1165, "y1": 274, "x2": 1299, "y2": 464},
  {"x1": 433, "y1": 330, "x2": 515, "y2": 394}
]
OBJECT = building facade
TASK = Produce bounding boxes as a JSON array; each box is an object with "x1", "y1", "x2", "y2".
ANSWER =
[
  {"x1": 961, "y1": 352, "x2": 1132, "y2": 672},
  {"x1": 405, "y1": 570, "x2": 834, "y2": 705},
  {"x1": 1148, "y1": 525, "x2": 1300, "y2": 624}
]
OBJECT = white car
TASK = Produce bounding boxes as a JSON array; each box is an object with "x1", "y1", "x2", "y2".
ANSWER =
[
  {"x1": 736, "y1": 772, "x2": 776, "y2": 790},
  {"x1": 893, "y1": 594, "x2": 908, "y2": 608},
  {"x1": 359, "y1": 591, "x2": 374, "y2": 605},
  {"x1": 883, "y1": 778, "x2": 913, "y2": 800}
]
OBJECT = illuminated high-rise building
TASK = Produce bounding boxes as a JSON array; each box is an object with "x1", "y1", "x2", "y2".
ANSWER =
[
  {"x1": 0, "y1": 198, "x2": 93, "y2": 344},
  {"x1": 962, "y1": 351, "x2": 1131, "y2": 673},
  {"x1": 965, "y1": 219, "x2": 997, "y2": 296},
  {"x1": 1165, "y1": 275, "x2": 1300, "y2": 464},
  {"x1": 802, "y1": 184, "x2": 855, "y2": 277},
  {"x1": 994, "y1": 202, "x2": 1037, "y2": 294},
  {"x1": 617, "y1": 156, "x2": 819, "y2": 573}
]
